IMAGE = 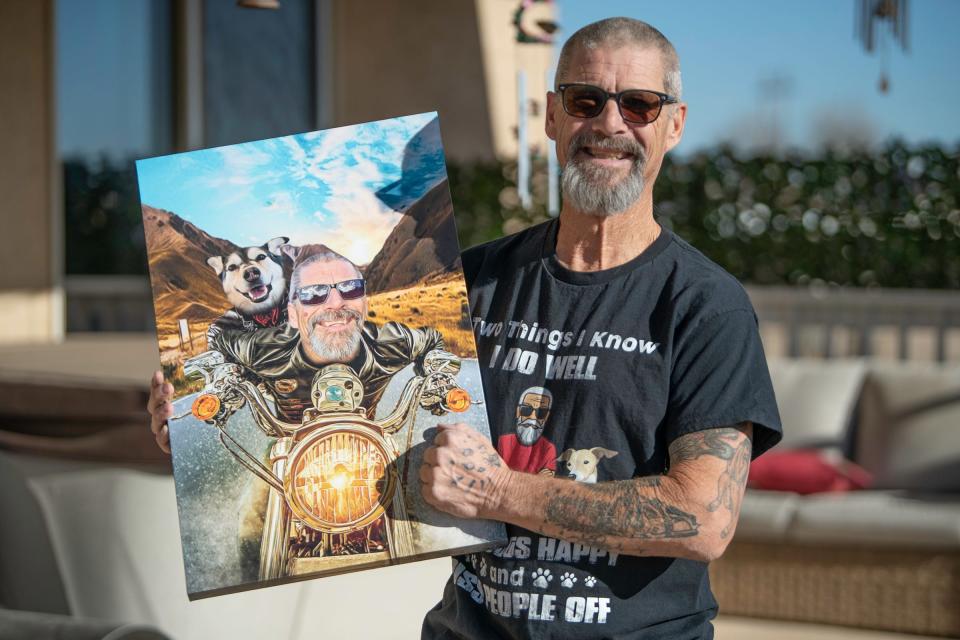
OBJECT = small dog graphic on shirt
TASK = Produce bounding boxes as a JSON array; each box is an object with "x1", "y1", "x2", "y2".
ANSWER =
[{"x1": 557, "y1": 447, "x2": 618, "y2": 483}]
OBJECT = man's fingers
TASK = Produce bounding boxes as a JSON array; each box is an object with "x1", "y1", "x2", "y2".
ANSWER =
[
  {"x1": 155, "y1": 424, "x2": 171, "y2": 454},
  {"x1": 148, "y1": 393, "x2": 172, "y2": 418},
  {"x1": 151, "y1": 370, "x2": 163, "y2": 388}
]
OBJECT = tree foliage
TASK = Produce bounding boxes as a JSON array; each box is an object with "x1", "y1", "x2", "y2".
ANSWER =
[{"x1": 450, "y1": 141, "x2": 960, "y2": 289}]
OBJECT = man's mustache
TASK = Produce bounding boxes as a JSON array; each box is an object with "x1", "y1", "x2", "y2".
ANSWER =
[
  {"x1": 517, "y1": 418, "x2": 542, "y2": 430},
  {"x1": 309, "y1": 308, "x2": 362, "y2": 330},
  {"x1": 566, "y1": 131, "x2": 646, "y2": 164}
]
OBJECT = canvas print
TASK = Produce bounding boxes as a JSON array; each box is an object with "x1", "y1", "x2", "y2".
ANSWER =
[{"x1": 136, "y1": 113, "x2": 504, "y2": 599}]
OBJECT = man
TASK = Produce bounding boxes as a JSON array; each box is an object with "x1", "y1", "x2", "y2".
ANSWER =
[
  {"x1": 497, "y1": 386, "x2": 557, "y2": 475},
  {"x1": 417, "y1": 18, "x2": 781, "y2": 639}
]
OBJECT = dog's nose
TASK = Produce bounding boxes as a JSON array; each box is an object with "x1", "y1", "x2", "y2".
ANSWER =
[{"x1": 244, "y1": 267, "x2": 261, "y2": 282}]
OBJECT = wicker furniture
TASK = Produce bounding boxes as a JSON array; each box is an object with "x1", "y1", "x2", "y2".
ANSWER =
[{"x1": 710, "y1": 359, "x2": 960, "y2": 637}]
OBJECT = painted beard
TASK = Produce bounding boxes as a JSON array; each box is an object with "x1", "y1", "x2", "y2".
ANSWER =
[
  {"x1": 516, "y1": 419, "x2": 543, "y2": 446},
  {"x1": 561, "y1": 130, "x2": 647, "y2": 216},
  {"x1": 306, "y1": 308, "x2": 363, "y2": 362}
]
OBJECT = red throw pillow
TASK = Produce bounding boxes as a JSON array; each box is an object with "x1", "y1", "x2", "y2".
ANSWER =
[{"x1": 748, "y1": 449, "x2": 873, "y2": 494}]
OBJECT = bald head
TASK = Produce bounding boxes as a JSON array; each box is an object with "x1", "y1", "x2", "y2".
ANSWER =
[{"x1": 555, "y1": 17, "x2": 682, "y2": 98}]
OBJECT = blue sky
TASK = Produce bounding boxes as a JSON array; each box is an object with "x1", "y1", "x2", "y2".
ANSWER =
[
  {"x1": 135, "y1": 113, "x2": 447, "y2": 264},
  {"x1": 555, "y1": 0, "x2": 960, "y2": 155}
]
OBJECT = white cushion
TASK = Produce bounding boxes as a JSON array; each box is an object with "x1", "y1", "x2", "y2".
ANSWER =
[
  {"x1": 787, "y1": 491, "x2": 960, "y2": 548},
  {"x1": 766, "y1": 358, "x2": 867, "y2": 450},
  {"x1": 856, "y1": 362, "x2": 960, "y2": 491},
  {"x1": 735, "y1": 489, "x2": 802, "y2": 541}
]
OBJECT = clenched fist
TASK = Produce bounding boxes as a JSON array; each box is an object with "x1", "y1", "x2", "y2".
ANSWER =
[{"x1": 419, "y1": 422, "x2": 513, "y2": 520}]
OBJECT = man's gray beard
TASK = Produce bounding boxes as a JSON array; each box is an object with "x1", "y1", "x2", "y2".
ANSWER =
[
  {"x1": 516, "y1": 420, "x2": 542, "y2": 446},
  {"x1": 561, "y1": 132, "x2": 646, "y2": 216},
  {"x1": 307, "y1": 310, "x2": 363, "y2": 362}
]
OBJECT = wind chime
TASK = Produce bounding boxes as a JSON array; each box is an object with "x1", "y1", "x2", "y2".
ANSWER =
[{"x1": 855, "y1": 0, "x2": 909, "y2": 94}]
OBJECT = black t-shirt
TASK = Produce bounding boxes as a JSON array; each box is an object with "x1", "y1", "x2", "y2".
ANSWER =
[{"x1": 421, "y1": 220, "x2": 782, "y2": 640}]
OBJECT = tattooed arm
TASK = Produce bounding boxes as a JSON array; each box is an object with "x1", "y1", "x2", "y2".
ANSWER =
[{"x1": 420, "y1": 422, "x2": 752, "y2": 563}]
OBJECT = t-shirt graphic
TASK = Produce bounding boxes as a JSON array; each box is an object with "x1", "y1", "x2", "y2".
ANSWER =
[{"x1": 497, "y1": 433, "x2": 557, "y2": 474}]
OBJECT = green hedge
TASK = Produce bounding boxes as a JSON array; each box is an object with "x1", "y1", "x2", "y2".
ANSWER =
[{"x1": 449, "y1": 141, "x2": 960, "y2": 289}]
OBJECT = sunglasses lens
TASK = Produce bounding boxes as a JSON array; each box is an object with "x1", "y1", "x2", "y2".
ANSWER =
[
  {"x1": 298, "y1": 285, "x2": 330, "y2": 305},
  {"x1": 563, "y1": 85, "x2": 606, "y2": 118},
  {"x1": 619, "y1": 90, "x2": 662, "y2": 124},
  {"x1": 519, "y1": 404, "x2": 549, "y2": 419},
  {"x1": 336, "y1": 279, "x2": 366, "y2": 300}
]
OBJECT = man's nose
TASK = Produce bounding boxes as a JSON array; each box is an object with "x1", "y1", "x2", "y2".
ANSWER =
[
  {"x1": 592, "y1": 96, "x2": 629, "y2": 136},
  {"x1": 320, "y1": 287, "x2": 345, "y2": 307}
]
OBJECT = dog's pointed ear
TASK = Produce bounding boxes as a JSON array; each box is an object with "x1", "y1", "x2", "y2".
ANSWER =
[
  {"x1": 557, "y1": 449, "x2": 575, "y2": 463},
  {"x1": 591, "y1": 447, "x2": 618, "y2": 459},
  {"x1": 281, "y1": 244, "x2": 301, "y2": 262},
  {"x1": 266, "y1": 236, "x2": 290, "y2": 256},
  {"x1": 206, "y1": 256, "x2": 224, "y2": 276}
]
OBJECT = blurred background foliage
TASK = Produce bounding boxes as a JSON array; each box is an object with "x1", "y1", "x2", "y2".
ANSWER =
[
  {"x1": 449, "y1": 141, "x2": 960, "y2": 289},
  {"x1": 66, "y1": 141, "x2": 960, "y2": 289}
]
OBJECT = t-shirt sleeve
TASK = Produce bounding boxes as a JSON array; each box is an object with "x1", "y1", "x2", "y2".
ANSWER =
[{"x1": 665, "y1": 308, "x2": 782, "y2": 459}]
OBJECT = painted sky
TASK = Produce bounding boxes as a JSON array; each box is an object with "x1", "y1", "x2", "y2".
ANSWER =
[{"x1": 135, "y1": 113, "x2": 447, "y2": 265}]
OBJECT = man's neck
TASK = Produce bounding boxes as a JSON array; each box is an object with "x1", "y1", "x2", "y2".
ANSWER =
[{"x1": 554, "y1": 198, "x2": 661, "y2": 272}]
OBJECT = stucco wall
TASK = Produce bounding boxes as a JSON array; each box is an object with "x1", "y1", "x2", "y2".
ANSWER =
[{"x1": 0, "y1": 0, "x2": 61, "y2": 343}]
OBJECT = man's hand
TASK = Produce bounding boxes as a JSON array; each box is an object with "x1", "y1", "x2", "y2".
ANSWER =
[
  {"x1": 148, "y1": 370, "x2": 174, "y2": 454},
  {"x1": 419, "y1": 423, "x2": 513, "y2": 520}
]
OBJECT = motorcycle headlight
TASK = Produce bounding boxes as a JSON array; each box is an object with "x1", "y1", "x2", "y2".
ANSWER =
[
  {"x1": 191, "y1": 393, "x2": 221, "y2": 421},
  {"x1": 443, "y1": 388, "x2": 471, "y2": 413}
]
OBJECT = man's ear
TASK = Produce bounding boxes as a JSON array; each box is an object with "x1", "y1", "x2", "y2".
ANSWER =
[
  {"x1": 545, "y1": 90, "x2": 560, "y2": 142},
  {"x1": 664, "y1": 102, "x2": 687, "y2": 153},
  {"x1": 206, "y1": 256, "x2": 224, "y2": 277},
  {"x1": 287, "y1": 301, "x2": 299, "y2": 329}
]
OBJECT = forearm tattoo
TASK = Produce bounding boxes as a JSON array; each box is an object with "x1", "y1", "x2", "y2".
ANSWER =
[
  {"x1": 542, "y1": 480, "x2": 700, "y2": 552},
  {"x1": 668, "y1": 424, "x2": 753, "y2": 539}
]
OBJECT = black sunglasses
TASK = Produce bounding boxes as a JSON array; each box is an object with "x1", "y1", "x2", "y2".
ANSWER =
[
  {"x1": 557, "y1": 83, "x2": 678, "y2": 124},
  {"x1": 518, "y1": 404, "x2": 549, "y2": 420},
  {"x1": 295, "y1": 279, "x2": 366, "y2": 305}
]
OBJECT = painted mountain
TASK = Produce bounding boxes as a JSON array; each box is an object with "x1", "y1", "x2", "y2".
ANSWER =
[
  {"x1": 364, "y1": 179, "x2": 462, "y2": 295},
  {"x1": 141, "y1": 205, "x2": 236, "y2": 337}
]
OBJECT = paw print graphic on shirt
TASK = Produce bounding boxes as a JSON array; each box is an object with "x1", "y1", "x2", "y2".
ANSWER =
[
  {"x1": 584, "y1": 575, "x2": 597, "y2": 588},
  {"x1": 531, "y1": 568, "x2": 553, "y2": 589},
  {"x1": 559, "y1": 572, "x2": 577, "y2": 588},
  {"x1": 478, "y1": 556, "x2": 488, "y2": 577}
]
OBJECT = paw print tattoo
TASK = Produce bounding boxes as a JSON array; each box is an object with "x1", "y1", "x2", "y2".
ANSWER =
[
  {"x1": 531, "y1": 568, "x2": 553, "y2": 589},
  {"x1": 559, "y1": 572, "x2": 577, "y2": 588},
  {"x1": 584, "y1": 575, "x2": 597, "y2": 588}
]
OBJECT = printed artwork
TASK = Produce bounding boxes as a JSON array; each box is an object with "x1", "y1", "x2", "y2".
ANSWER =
[{"x1": 136, "y1": 113, "x2": 504, "y2": 599}]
